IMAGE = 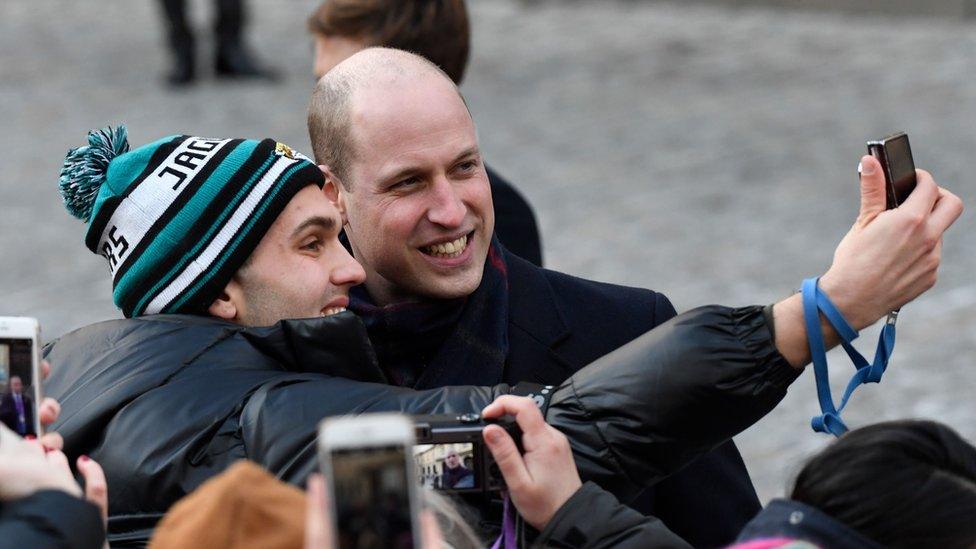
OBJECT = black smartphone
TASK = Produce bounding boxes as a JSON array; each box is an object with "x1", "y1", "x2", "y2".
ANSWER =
[{"x1": 866, "y1": 132, "x2": 917, "y2": 209}]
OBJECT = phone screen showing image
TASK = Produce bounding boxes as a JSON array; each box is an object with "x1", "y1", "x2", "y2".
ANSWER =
[
  {"x1": 331, "y1": 445, "x2": 415, "y2": 549},
  {"x1": 0, "y1": 338, "x2": 37, "y2": 437},
  {"x1": 415, "y1": 442, "x2": 477, "y2": 490}
]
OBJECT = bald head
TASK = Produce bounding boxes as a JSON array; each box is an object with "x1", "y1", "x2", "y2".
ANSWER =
[{"x1": 307, "y1": 47, "x2": 466, "y2": 188}]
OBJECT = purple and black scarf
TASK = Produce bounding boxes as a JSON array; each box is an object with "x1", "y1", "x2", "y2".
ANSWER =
[{"x1": 349, "y1": 237, "x2": 509, "y2": 389}]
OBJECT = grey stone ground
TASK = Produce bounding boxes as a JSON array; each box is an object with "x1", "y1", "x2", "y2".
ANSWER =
[{"x1": 2, "y1": 0, "x2": 975, "y2": 504}]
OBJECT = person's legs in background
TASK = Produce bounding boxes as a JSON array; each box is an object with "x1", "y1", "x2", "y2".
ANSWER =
[{"x1": 159, "y1": 0, "x2": 195, "y2": 85}]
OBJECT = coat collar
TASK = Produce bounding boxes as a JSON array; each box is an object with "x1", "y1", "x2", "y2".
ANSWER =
[
  {"x1": 237, "y1": 313, "x2": 385, "y2": 383},
  {"x1": 736, "y1": 499, "x2": 884, "y2": 549},
  {"x1": 125, "y1": 312, "x2": 384, "y2": 382}
]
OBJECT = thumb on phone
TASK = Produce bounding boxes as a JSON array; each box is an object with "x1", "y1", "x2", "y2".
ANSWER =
[
  {"x1": 304, "y1": 474, "x2": 333, "y2": 549},
  {"x1": 857, "y1": 155, "x2": 887, "y2": 224}
]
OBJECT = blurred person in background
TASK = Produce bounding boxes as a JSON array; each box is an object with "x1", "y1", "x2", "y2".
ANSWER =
[
  {"x1": 307, "y1": 0, "x2": 543, "y2": 267},
  {"x1": 733, "y1": 419, "x2": 976, "y2": 549},
  {"x1": 158, "y1": 0, "x2": 279, "y2": 86}
]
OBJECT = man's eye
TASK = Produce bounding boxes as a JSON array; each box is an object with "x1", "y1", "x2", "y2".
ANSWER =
[
  {"x1": 300, "y1": 239, "x2": 323, "y2": 252},
  {"x1": 391, "y1": 177, "x2": 420, "y2": 190}
]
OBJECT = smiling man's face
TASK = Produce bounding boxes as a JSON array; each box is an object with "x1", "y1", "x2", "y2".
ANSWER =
[
  {"x1": 334, "y1": 71, "x2": 494, "y2": 305},
  {"x1": 213, "y1": 185, "x2": 366, "y2": 326}
]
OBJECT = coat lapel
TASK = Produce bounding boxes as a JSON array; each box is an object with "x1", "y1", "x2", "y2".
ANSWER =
[{"x1": 502, "y1": 250, "x2": 577, "y2": 384}]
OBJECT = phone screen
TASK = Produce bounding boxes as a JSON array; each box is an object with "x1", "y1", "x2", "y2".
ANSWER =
[
  {"x1": 0, "y1": 338, "x2": 37, "y2": 437},
  {"x1": 331, "y1": 445, "x2": 415, "y2": 549},
  {"x1": 885, "y1": 134, "x2": 916, "y2": 206}
]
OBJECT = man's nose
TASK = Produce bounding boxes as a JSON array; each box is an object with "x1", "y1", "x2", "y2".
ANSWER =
[
  {"x1": 332, "y1": 248, "x2": 366, "y2": 287},
  {"x1": 425, "y1": 177, "x2": 466, "y2": 228}
]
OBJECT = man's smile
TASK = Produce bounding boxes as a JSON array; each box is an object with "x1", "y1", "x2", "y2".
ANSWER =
[
  {"x1": 419, "y1": 230, "x2": 473, "y2": 259},
  {"x1": 320, "y1": 295, "x2": 350, "y2": 316}
]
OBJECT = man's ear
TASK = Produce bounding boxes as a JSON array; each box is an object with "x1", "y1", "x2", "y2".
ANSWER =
[
  {"x1": 319, "y1": 165, "x2": 346, "y2": 218},
  {"x1": 207, "y1": 279, "x2": 242, "y2": 321}
]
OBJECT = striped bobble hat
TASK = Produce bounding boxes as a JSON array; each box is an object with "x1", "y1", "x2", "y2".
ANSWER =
[{"x1": 59, "y1": 125, "x2": 324, "y2": 318}]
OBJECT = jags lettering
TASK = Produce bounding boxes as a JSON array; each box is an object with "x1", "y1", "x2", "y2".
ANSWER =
[
  {"x1": 174, "y1": 151, "x2": 206, "y2": 171},
  {"x1": 186, "y1": 139, "x2": 221, "y2": 153},
  {"x1": 158, "y1": 166, "x2": 188, "y2": 190},
  {"x1": 156, "y1": 139, "x2": 222, "y2": 190}
]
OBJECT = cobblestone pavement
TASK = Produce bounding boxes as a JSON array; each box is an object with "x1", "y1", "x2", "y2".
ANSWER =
[{"x1": 2, "y1": 0, "x2": 975, "y2": 503}]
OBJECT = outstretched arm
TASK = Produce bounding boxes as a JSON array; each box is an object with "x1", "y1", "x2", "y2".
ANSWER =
[{"x1": 540, "y1": 156, "x2": 962, "y2": 502}]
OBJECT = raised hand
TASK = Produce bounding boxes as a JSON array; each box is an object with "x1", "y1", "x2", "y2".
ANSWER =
[{"x1": 820, "y1": 155, "x2": 963, "y2": 329}]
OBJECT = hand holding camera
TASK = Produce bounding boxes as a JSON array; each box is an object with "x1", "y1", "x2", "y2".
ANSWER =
[{"x1": 482, "y1": 396, "x2": 583, "y2": 531}]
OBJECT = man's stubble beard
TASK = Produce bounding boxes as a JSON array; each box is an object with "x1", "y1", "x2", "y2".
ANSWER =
[{"x1": 236, "y1": 276, "x2": 294, "y2": 327}]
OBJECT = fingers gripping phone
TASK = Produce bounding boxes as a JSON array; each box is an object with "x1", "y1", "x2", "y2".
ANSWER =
[
  {"x1": 0, "y1": 317, "x2": 42, "y2": 438},
  {"x1": 867, "y1": 132, "x2": 917, "y2": 209},
  {"x1": 318, "y1": 414, "x2": 422, "y2": 549}
]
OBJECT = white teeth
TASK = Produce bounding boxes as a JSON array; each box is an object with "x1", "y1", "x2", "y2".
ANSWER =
[
  {"x1": 321, "y1": 307, "x2": 347, "y2": 316},
  {"x1": 423, "y1": 235, "x2": 468, "y2": 258}
]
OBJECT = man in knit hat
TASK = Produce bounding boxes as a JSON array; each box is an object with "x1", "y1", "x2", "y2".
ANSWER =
[
  {"x1": 46, "y1": 125, "x2": 384, "y2": 543},
  {"x1": 57, "y1": 126, "x2": 364, "y2": 324}
]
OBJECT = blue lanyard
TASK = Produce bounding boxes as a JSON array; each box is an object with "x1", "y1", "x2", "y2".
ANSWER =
[{"x1": 802, "y1": 277, "x2": 897, "y2": 437}]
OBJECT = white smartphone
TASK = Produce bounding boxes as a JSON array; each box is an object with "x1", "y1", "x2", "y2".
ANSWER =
[
  {"x1": 318, "y1": 413, "x2": 422, "y2": 549},
  {"x1": 0, "y1": 317, "x2": 42, "y2": 437}
]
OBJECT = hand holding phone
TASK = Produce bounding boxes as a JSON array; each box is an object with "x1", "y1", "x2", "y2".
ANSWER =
[
  {"x1": 318, "y1": 414, "x2": 422, "y2": 549},
  {"x1": 866, "y1": 132, "x2": 917, "y2": 209}
]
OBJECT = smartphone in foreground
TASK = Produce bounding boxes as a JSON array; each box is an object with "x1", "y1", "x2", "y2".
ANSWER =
[
  {"x1": 866, "y1": 132, "x2": 917, "y2": 209},
  {"x1": 318, "y1": 414, "x2": 421, "y2": 549},
  {"x1": 0, "y1": 317, "x2": 42, "y2": 438}
]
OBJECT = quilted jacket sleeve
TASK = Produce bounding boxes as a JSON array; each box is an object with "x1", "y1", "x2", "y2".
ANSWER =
[
  {"x1": 245, "y1": 305, "x2": 798, "y2": 504},
  {"x1": 534, "y1": 482, "x2": 691, "y2": 549},
  {"x1": 546, "y1": 305, "x2": 800, "y2": 503}
]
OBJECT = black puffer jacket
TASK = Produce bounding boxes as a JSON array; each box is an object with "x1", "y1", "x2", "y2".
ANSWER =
[
  {"x1": 0, "y1": 490, "x2": 105, "y2": 549},
  {"x1": 46, "y1": 305, "x2": 798, "y2": 546},
  {"x1": 534, "y1": 482, "x2": 692, "y2": 549}
]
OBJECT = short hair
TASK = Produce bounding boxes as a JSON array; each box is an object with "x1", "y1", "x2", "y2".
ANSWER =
[
  {"x1": 791, "y1": 420, "x2": 976, "y2": 548},
  {"x1": 307, "y1": 48, "x2": 459, "y2": 188},
  {"x1": 307, "y1": 0, "x2": 470, "y2": 84}
]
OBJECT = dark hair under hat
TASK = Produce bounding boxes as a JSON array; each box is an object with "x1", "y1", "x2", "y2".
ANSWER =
[{"x1": 59, "y1": 125, "x2": 324, "y2": 318}]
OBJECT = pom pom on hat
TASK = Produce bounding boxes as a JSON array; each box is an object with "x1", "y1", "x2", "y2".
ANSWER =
[{"x1": 59, "y1": 125, "x2": 130, "y2": 221}]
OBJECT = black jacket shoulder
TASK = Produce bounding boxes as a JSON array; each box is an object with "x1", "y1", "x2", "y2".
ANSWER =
[{"x1": 503, "y1": 249, "x2": 676, "y2": 385}]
